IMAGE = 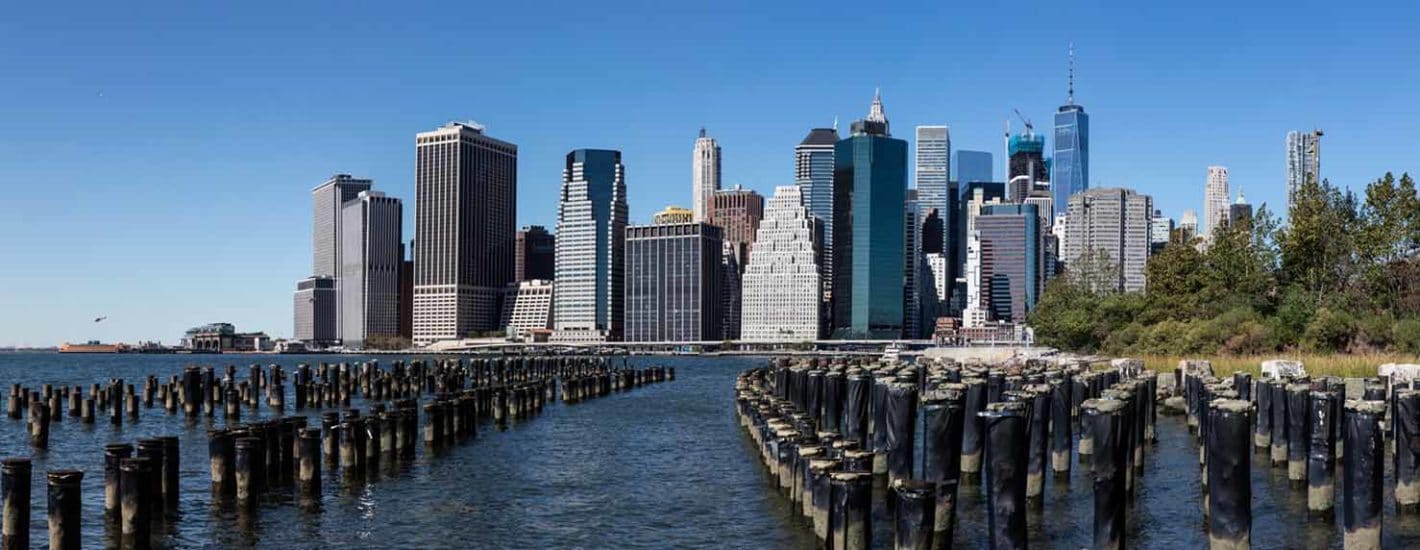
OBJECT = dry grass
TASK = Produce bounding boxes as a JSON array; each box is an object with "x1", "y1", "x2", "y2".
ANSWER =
[{"x1": 1139, "y1": 354, "x2": 1420, "y2": 379}]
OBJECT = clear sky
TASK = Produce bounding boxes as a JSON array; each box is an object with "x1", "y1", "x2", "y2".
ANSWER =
[{"x1": 2, "y1": 0, "x2": 1417, "y2": 347}]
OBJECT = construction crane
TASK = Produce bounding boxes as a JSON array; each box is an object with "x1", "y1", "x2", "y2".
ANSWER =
[{"x1": 1012, "y1": 108, "x2": 1034, "y2": 137}]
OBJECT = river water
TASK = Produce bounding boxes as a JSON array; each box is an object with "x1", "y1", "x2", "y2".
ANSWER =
[{"x1": 1, "y1": 352, "x2": 1419, "y2": 548}]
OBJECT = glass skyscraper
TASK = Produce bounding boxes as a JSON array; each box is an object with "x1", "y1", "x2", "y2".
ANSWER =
[
  {"x1": 832, "y1": 92, "x2": 908, "y2": 339},
  {"x1": 915, "y1": 125, "x2": 951, "y2": 254},
  {"x1": 976, "y1": 203, "x2": 1042, "y2": 322},
  {"x1": 1052, "y1": 104, "x2": 1089, "y2": 216},
  {"x1": 951, "y1": 150, "x2": 993, "y2": 186},
  {"x1": 553, "y1": 149, "x2": 628, "y2": 342}
]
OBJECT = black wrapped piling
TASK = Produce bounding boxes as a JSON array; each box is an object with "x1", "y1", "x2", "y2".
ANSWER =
[
  {"x1": 1270, "y1": 381, "x2": 1288, "y2": 466},
  {"x1": 104, "y1": 443, "x2": 132, "y2": 524},
  {"x1": 892, "y1": 479, "x2": 935, "y2": 550},
  {"x1": 1254, "y1": 379, "x2": 1272, "y2": 451},
  {"x1": 884, "y1": 381, "x2": 917, "y2": 484},
  {"x1": 1285, "y1": 383, "x2": 1310, "y2": 484},
  {"x1": 922, "y1": 387, "x2": 964, "y2": 546},
  {"x1": 209, "y1": 429, "x2": 234, "y2": 496},
  {"x1": 981, "y1": 401, "x2": 1027, "y2": 550},
  {"x1": 161, "y1": 436, "x2": 179, "y2": 511},
  {"x1": 844, "y1": 372, "x2": 869, "y2": 443},
  {"x1": 119, "y1": 457, "x2": 151, "y2": 549},
  {"x1": 46, "y1": 469, "x2": 83, "y2": 550},
  {"x1": 808, "y1": 458, "x2": 836, "y2": 543},
  {"x1": 1396, "y1": 389, "x2": 1420, "y2": 512},
  {"x1": 1, "y1": 458, "x2": 31, "y2": 550},
  {"x1": 960, "y1": 377, "x2": 987, "y2": 476},
  {"x1": 1025, "y1": 384, "x2": 1051, "y2": 501},
  {"x1": 1308, "y1": 391, "x2": 1337, "y2": 515},
  {"x1": 1083, "y1": 399, "x2": 1125, "y2": 550},
  {"x1": 298, "y1": 430, "x2": 321, "y2": 500},
  {"x1": 234, "y1": 437, "x2": 259, "y2": 510},
  {"x1": 829, "y1": 471, "x2": 872, "y2": 550},
  {"x1": 1207, "y1": 398, "x2": 1253, "y2": 550},
  {"x1": 1050, "y1": 378, "x2": 1072, "y2": 474},
  {"x1": 1343, "y1": 400, "x2": 1385, "y2": 549}
]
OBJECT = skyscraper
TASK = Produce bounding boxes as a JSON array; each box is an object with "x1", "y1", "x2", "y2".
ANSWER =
[
  {"x1": 1229, "y1": 191, "x2": 1254, "y2": 230},
  {"x1": 1286, "y1": 129, "x2": 1323, "y2": 212},
  {"x1": 553, "y1": 149, "x2": 628, "y2": 342},
  {"x1": 741, "y1": 185, "x2": 823, "y2": 342},
  {"x1": 955, "y1": 181, "x2": 1007, "y2": 285},
  {"x1": 412, "y1": 122, "x2": 517, "y2": 344},
  {"x1": 904, "y1": 195, "x2": 924, "y2": 339},
  {"x1": 340, "y1": 191, "x2": 403, "y2": 349},
  {"x1": 1007, "y1": 132, "x2": 1048, "y2": 202},
  {"x1": 1204, "y1": 166, "x2": 1230, "y2": 237},
  {"x1": 976, "y1": 203, "x2": 1043, "y2": 323},
  {"x1": 624, "y1": 222, "x2": 723, "y2": 342},
  {"x1": 915, "y1": 126, "x2": 951, "y2": 252},
  {"x1": 720, "y1": 241, "x2": 742, "y2": 340},
  {"x1": 796, "y1": 127, "x2": 838, "y2": 304},
  {"x1": 833, "y1": 91, "x2": 908, "y2": 339},
  {"x1": 951, "y1": 150, "x2": 994, "y2": 186},
  {"x1": 312, "y1": 174, "x2": 373, "y2": 278},
  {"x1": 1052, "y1": 46, "x2": 1089, "y2": 216},
  {"x1": 1062, "y1": 188, "x2": 1154, "y2": 293},
  {"x1": 709, "y1": 185, "x2": 764, "y2": 268},
  {"x1": 294, "y1": 276, "x2": 338, "y2": 347},
  {"x1": 1149, "y1": 211, "x2": 1174, "y2": 253},
  {"x1": 514, "y1": 226, "x2": 555, "y2": 282},
  {"x1": 1179, "y1": 210, "x2": 1199, "y2": 242},
  {"x1": 692, "y1": 128, "x2": 722, "y2": 223}
]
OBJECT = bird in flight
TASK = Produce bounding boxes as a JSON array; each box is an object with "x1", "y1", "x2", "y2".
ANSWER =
[{"x1": 94, "y1": 316, "x2": 108, "y2": 323}]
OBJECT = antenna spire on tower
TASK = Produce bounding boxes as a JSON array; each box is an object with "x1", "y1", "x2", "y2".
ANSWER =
[{"x1": 1067, "y1": 43, "x2": 1075, "y2": 105}]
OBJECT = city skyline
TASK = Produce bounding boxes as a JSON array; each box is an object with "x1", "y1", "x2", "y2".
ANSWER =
[{"x1": 3, "y1": 1, "x2": 1419, "y2": 346}]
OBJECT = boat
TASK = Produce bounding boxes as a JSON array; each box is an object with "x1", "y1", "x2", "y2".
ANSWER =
[{"x1": 59, "y1": 341, "x2": 128, "y2": 353}]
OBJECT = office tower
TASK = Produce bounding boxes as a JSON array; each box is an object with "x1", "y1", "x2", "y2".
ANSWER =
[
  {"x1": 624, "y1": 222, "x2": 723, "y2": 342},
  {"x1": 553, "y1": 149, "x2": 628, "y2": 342},
  {"x1": 961, "y1": 231, "x2": 987, "y2": 328},
  {"x1": 1062, "y1": 188, "x2": 1154, "y2": 292},
  {"x1": 952, "y1": 150, "x2": 994, "y2": 186},
  {"x1": 720, "y1": 241, "x2": 742, "y2": 340},
  {"x1": 398, "y1": 244, "x2": 413, "y2": 340},
  {"x1": 1229, "y1": 191, "x2": 1254, "y2": 230},
  {"x1": 1179, "y1": 210, "x2": 1199, "y2": 242},
  {"x1": 926, "y1": 252, "x2": 948, "y2": 308},
  {"x1": 653, "y1": 206, "x2": 693, "y2": 225},
  {"x1": 742, "y1": 185, "x2": 823, "y2": 342},
  {"x1": 833, "y1": 91, "x2": 908, "y2": 339},
  {"x1": 312, "y1": 174, "x2": 373, "y2": 278},
  {"x1": 692, "y1": 128, "x2": 722, "y2": 223},
  {"x1": 514, "y1": 226, "x2": 556, "y2": 282},
  {"x1": 1150, "y1": 211, "x2": 1174, "y2": 253},
  {"x1": 904, "y1": 195, "x2": 924, "y2": 339},
  {"x1": 797, "y1": 127, "x2": 839, "y2": 302},
  {"x1": 975, "y1": 204, "x2": 1042, "y2": 323},
  {"x1": 709, "y1": 184, "x2": 765, "y2": 267},
  {"x1": 412, "y1": 122, "x2": 517, "y2": 344},
  {"x1": 915, "y1": 125, "x2": 951, "y2": 251},
  {"x1": 1052, "y1": 46, "x2": 1089, "y2": 216},
  {"x1": 1286, "y1": 129, "x2": 1323, "y2": 212},
  {"x1": 1008, "y1": 130, "x2": 1049, "y2": 202},
  {"x1": 954, "y1": 181, "x2": 1007, "y2": 284},
  {"x1": 294, "y1": 276, "x2": 339, "y2": 346},
  {"x1": 921, "y1": 209, "x2": 944, "y2": 255},
  {"x1": 1204, "y1": 166, "x2": 1230, "y2": 237},
  {"x1": 503, "y1": 280, "x2": 553, "y2": 340},
  {"x1": 339, "y1": 191, "x2": 403, "y2": 349}
]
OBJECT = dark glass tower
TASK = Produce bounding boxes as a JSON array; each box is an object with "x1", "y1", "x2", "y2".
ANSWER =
[{"x1": 832, "y1": 91, "x2": 908, "y2": 339}]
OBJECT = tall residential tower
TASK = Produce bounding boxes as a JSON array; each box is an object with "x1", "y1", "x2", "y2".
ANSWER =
[
  {"x1": 1204, "y1": 166, "x2": 1229, "y2": 237},
  {"x1": 1286, "y1": 129, "x2": 1322, "y2": 212}
]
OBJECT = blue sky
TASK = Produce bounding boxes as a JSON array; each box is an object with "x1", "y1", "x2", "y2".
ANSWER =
[{"x1": 2, "y1": 0, "x2": 1417, "y2": 346}]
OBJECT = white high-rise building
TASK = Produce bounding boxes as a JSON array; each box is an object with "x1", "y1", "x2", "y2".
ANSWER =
[
  {"x1": 926, "y1": 253, "x2": 948, "y2": 308},
  {"x1": 741, "y1": 185, "x2": 823, "y2": 342},
  {"x1": 503, "y1": 279, "x2": 553, "y2": 339},
  {"x1": 915, "y1": 125, "x2": 951, "y2": 249},
  {"x1": 961, "y1": 231, "x2": 987, "y2": 328},
  {"x1": 1204, "y1": 166, "x2": 1229, "y2": 237},
  {"x1": 1286, "y1": 129, "x2": 1322, "y2": 212},
  {"x1": 692, "y1": 128, "x2": 722, "y2": 223},
  {"x1": 553, "y1": 149, "x2": 627, "y2": 342},
  {"x1": 339, "y1": 191, "x2": 403, "y2": 348},
  {"x1": 1180, "y1": 210, "x2": 1199, "y2": 240},
  {"x1": 1062, "y1": 188, "x2": 1154, "y2": 293}
]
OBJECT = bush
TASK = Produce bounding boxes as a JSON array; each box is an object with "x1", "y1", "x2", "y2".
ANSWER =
[
  {"x1": 1395, "y1": 319, "x2": 1420, "y2": 354},
  {"x1": 1221, "y1": 320, "x2": 1276, "y2": 355},
  {"x1": 1302, "y1": 308, "x2": 1357, "y2": 353},
  {"x1": 1354, "y1": 312, "x2": 1395, "y2": 352}
]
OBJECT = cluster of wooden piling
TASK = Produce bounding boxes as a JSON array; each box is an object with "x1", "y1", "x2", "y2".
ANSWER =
[
  {"x1": 2, "y1": 354, "x2": 674, "y2": 547},
  {"x1": 736, "y1": 355, "x2": 1155, "y2": 549}
]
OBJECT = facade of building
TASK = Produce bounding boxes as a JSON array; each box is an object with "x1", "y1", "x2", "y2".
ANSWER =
[
  {"x1": 652, "y1": 206, "x2": 693, "y2": 225},
  {"x1": 1150, "y1": 211, "x2": 1174, "y2": 253},
  {"x1": 1062, "y1": 188, "x2": 1154, "y2": 293},
  {"x1": 338, "y1": 191, "x2": 402, "y2": 349},
  {"x1": 951, "y1": 150, "x2": 994, "y2": 186},
  {"x1": 741, "y1": 185, "x2": 823, "y2": 342},
  {"x1": 692, "y1": 128, "x2": 722, "y2": 223},
  {"x1": 976, "y1": 204, "x2": 1042, "y2": 323},
  {"x1": 955, "y1": 181, "x2": 1007, "y2": 287},
  {"x1": 412, "y1": 122, "x2": 517, "y2": 344},
  {"x1": 903, "y1": 195, "x2": 924, "y2": 339},
  {"x1": 961, "y1": 231, "x2": 987, "y2": 328},
  {"x1": 186, "y1": 323, "x2": 273, "y2": 353},
  {"x1": 796, "y1": 127, "x2": 838, "y2": 302},
  {"x1": 1179, "y1": 210, "x2": 1199, "y2": 242},
  {"x1": 709, "y1": 185, "x2": 764, "y2": 268},
  {"x1": 1286, "y1": 129, "x2": 1322, "y2": 212},
  {"x1": 399, "y1": 250, "x2": 413, "y2": 340},
  {"x1": 503, "y1": 279, "x2": 553, "y2": 339},
  {"x1": 294, "y1": 277, "x2": 338, "y2": 347},
  {"x1": 1229, "y1": 192, "x2": 1254, "y2": 230},
  {"x1": 915, "y1": 125, "x2": 951, "y2": 253},
  {"x1": 553, "y1": 149, "x2": 628, "y2": 342},
  {"x1": 312, "y1": 174, "x2": 373, "y2": 278},
  {"x1": 1204, "y1": 166, "x2": 1229, "y2": 237},
  {"x1": 720, "y1": 241, "x2": 742, "y2": 340},
  {"x1": 624, "y1": 223, "x2": 723, "y2": 342},
  {"x1": 1007, "y1": 133, "x2": 1049, "y2": 201},
  {"x1": 514, "y1": 225, "x2": 555, "y2": 282},
  {"x1": 1052, "y1": 55, "x2": 1089, "y2": 217},
  {"x1": 832, "y1": 91, "x2": 908, "y2": 339}
]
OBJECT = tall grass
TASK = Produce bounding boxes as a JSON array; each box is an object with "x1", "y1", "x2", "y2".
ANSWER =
[{"x1": 1139, "y1": 354, "x2": 1420, "y2": 379}]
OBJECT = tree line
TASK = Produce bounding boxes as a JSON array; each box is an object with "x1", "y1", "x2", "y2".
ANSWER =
[{"x1": 1029, "y1": 172, "x2": 1420, "y2": 355}]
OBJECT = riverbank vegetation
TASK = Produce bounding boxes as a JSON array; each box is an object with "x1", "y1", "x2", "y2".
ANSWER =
[{"x1": 1031, "y1": 173, "x2": 1420, "y2": 357}]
